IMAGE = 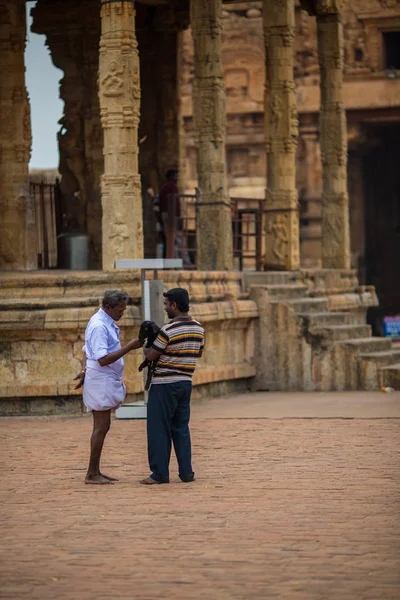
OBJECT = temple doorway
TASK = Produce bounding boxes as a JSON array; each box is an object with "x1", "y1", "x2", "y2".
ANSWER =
[{"x1": 363, "y1": 123, "x2": 400, "y2": 333}]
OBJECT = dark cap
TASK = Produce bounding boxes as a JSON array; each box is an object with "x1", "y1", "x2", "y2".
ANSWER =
[{"x1": 163, "y1": 287, "x2": 190, "y2": 311}]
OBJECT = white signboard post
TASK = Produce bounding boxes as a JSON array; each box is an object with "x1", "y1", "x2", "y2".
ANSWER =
[{"x1": 114, "y1": 258, "x2": 183, "y2": 419}]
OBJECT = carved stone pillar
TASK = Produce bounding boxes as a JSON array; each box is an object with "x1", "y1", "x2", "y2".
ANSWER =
[
  {"x1": 137, "y1": 4, "x2": 189, "y2": 258},
  {"x1": 32, "y1": 0, "x2": 103, "y2": 268},
  {"x1": 263, "y1": 0, "x2": 300, "y2": 270},
  {"x1": 0, "y1": 0, "x2": 36, "y2": 270},
  {"x1": 190, "y1": 0, "x2": 233, "y2": 271},
  {"x1": 317, "y1": 3, "x2": 350, "y2": 269},
  {"x1": 99, "y1": 0, "x2": 143, "y2": 270},
  {"x1": 298, "y1": 126, "x2": 323, "y2": 264}
]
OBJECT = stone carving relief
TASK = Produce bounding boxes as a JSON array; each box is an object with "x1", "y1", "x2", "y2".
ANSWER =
[
  {"x1": 23, "y1": 105, "x2": 31, "y2": 143},
  {"x1": 101, "y1": 60, "x2": 124, "y2": 97},
  {"x1": 342, "y1": 5, "x2": 371, "y2": 74},
  {"x1": 14, "y1": 145, "x2": 26, "y2": 163},
  {"x1": 0, "y1": 108, "x2": 13, "y2": 136},
  {"x1": 322, "y1": 202, "x2": 344, "y2": 258},
  {"x1": 109, "y1": 214, "x2": 130, "y2": 251},
  {"x1": 12, "y1": 87, "x2": 24, "y2": 103},
  {"x1": 229, "y1": 149, "x2": 249, "y2": 177},
  {"x1": 271, "y1": 95, "x2": 283, "y2": 134},
  {"x1": 225, "y1": 69, "x2": 249, "y2": 99},
  {"x1": 267, "y1": 214, "x2": 289, "y2": 261},
  {"x1": 290, "y1": 103, "x2": 299, "y2": 138},
  {"x1": 295, "y1": 8, "x2": 319, "y2": 82},
  {"x1": 130, "y1": 68, "x2": 140, "y2": 100}
]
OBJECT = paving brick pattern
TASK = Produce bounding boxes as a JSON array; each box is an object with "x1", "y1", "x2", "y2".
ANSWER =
[{"x1": 1, "y1": 396, "x2": 400, "y2": 599}]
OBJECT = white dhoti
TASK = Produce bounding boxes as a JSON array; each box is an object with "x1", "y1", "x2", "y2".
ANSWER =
[{"x1": 83, "y1": 359, "x2": 126, "y2": 412}]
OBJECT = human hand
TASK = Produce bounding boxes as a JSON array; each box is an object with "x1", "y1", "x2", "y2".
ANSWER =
[
  {"x1": 73, "y1": 371, "x2": 85, "y2": 390},
  {"x1": 129, "y1": 338, "x2": 144, "y2": 350}
]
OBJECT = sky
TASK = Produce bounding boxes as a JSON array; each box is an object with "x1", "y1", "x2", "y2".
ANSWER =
[{"x1": 25, "y1": 1, "x2": 64, "y2": 169}]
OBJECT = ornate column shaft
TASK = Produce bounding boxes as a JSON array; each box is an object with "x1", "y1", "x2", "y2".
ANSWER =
[
  {"x1": 0, "y1": 0, "x2": 36, "y2": 270},
  {"x1": 263, "y1": 0, "x2": 299, "y2": 270},
  {"x1": 32, "y1": 0, "x2": 103, "y2": 268},
  {"x1": 190, "y1": 0, "x2": 233, "y2": 271},
  {"x1": 99, "y1": 0, "x2": 143, "y2": 270},
  {"x1": 317, "y1": 4, "x2": 350, "y2": 268}
]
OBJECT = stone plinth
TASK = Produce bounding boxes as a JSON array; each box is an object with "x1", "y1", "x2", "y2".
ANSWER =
[{"x1": 0, "y1": 270, "x2": 256, "y2": 415}]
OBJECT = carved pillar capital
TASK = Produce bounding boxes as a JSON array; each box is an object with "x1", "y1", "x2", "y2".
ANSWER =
[{"x1": 316, "y1": 0, "x2": 345, "y2": 16}]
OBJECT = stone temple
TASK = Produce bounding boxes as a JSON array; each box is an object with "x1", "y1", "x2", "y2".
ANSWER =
[{"x1": 0, "y1": 0, "x2": 399, "y2": 415}]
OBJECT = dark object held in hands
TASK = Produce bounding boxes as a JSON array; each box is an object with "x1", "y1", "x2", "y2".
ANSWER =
[{"x1": 138, "y1": 320, "x2": 161, "y2": 390}]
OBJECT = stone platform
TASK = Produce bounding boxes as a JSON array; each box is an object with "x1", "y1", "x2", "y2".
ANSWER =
[
  {"x1": 1, "y1": 267, "x2": 398, "y2": 416},
  {"x1": 1, "y1": 391, "x2": 399, "y2": 600},
  {"x1": 0, "y1": 269, "x2": 256, "y2": 415}
]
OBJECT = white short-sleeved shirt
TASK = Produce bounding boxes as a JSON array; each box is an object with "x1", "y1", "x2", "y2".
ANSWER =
[{"x1": 83, "y1": 308, "x2": 123, "y2": 378}]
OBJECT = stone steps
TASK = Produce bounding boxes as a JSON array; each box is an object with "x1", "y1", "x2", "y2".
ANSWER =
[
  {"x1": 358, "y1": 351, "x2": 400, "y2": 391},
  {"x1": 340, "y1": 337, "x2": 393, "y2": 354},
  {"x1": 0, "y1": 297, "x2": 101, "y2": 310},
  {"x1": 244, "y1": 271, "x2": 303, "y2": 287},
  {"x1": 299, "y1": 311, "x2": 365, "y2": 328},
  {"x1": 248, "y1": 271, "x2": 396, "y2": 392},
  {"x1": 379, "y1": 362, "x2": 400, "y2": 390},
  {"x1": 359, "y1": 349, "x2": 400, "y2": 366},
  {"x1": 271, "y1": 297, "x2": 329, "y2": 313},
  {"x1": 250, "y1": 283, "x2": 309, "y2": 299},
  {"x1": 309, "y1": 324, "x2": 371, "y2": 342},
  {"x1": 337, "y1": 338, "x2": 395, "y2": 391}
]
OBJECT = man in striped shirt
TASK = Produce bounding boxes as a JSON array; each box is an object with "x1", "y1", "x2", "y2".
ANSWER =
[{"x1": 140, "y1": 288, "x2": 205, "y2": 485}]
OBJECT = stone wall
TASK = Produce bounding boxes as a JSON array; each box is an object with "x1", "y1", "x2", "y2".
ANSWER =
[
  {"x1": 1, "y1": 267, "x2": 393, "y2": 415},
  {"x1": 0, "y1": 271, "x2": 256, "y2": 415}
]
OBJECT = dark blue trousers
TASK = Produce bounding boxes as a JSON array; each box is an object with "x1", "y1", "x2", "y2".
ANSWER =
[{"x1": 147, "y1": 381, "x2": 194, "y2": 483}]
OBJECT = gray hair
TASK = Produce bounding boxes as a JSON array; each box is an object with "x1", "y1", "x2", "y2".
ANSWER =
[{"x1": 102, "y1": 289, "x2": 129, "y2": 308}]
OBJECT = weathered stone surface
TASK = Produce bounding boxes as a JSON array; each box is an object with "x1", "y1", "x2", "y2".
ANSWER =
[
  {"x1": 247, "y1": 269, "x2": 396, "y2": 393},
  {"x1": 317, "y1": 9, "x2": 351, "y2": 269},
  {"x1": 262, "y1": 0, "x2": 300, "y2": 270},
  {"x1": 0, "y1": 270, "x2": 256, "y2": 409},
  {"x1": 182, "y1": 1, "x2": 400, "y2": 272},
  {"x1": 190, "y1": 0, "x2": 233, "y2": 271},
  {"x1": 32, "y1": 0, "x2": 103, "y2": 268},
  {"x1": 0, "y1": 0, "x2": 36, "y2": 270},
  {"x1": 99, "y1": 1, "x2": 143, "y2": 270}
]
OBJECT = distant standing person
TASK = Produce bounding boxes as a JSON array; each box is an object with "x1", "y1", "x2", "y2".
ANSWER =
[
  {"x1": 74, "y1": 290, "x2": 143, "y2": 485},
  {"x1": 159, "y1": 169, "x2": 181, "y2": 258},
  {"x1": 140, "y1": 288, "x2": 205, "y2": 485}
]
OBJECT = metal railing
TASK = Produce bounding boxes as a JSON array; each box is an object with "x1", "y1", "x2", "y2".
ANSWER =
[
  {"x1": 173, "y1": 194, "x2": 263, "y2": 271},
  {"x1": 30, "y1": 180, "x2": 60, "y2": 268}
]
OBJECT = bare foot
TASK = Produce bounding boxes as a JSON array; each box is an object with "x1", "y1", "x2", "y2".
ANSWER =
[
  {"x1": 85, "y1": 474, "x2": 114, "y2": 485},
  {"x1": 100, "y1": 473, "x2": 119, "y2": 482},
  {"x1": 140, "y1": 476, "x2": 162, "y2": 485}
]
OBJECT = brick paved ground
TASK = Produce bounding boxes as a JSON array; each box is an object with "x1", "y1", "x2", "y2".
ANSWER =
[{"x1": 1, "y1": 392, "x2": 399, "y2": 600}]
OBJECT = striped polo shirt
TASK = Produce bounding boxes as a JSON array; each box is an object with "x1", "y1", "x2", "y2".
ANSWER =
[{"x1": 151, "y1": 317, "x2": 205, "y2": 384}]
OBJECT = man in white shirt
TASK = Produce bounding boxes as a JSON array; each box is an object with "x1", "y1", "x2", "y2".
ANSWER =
[{"x1": 74, "y1": 290, "x2": 143, "y2": 485}]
